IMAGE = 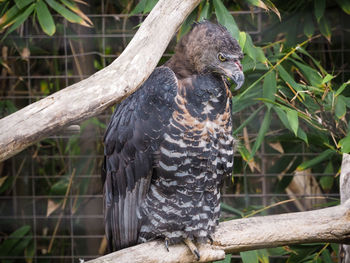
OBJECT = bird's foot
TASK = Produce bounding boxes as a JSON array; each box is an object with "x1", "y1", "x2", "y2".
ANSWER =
[
  {"x1": 207, "y1": 235, "x2": 214, "y2": 245},
  {"x1": 183, "y1": 238, "x2": 200, "y2": 261},
  {"x1": 164, "y1": 237, "x2": 170, "y2": 252}
]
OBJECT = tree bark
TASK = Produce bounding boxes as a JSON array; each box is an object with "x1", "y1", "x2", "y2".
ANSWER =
[
  {"x1": 339, "y1": 153, "x2": 350, "y2": 263},
  {"x1": 87, "y1": 199, "x2": 350, "y2": 263},
  {"x1": 0, "y1": 0, "x2": 201, "y2": 162}
]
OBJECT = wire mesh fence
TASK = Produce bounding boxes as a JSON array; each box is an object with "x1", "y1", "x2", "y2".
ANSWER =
[{"x1": 0, "y1": 3, "x2": 347, "y2": 262}]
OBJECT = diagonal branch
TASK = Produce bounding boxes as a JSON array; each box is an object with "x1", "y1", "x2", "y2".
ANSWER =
[
  {"x1": 0, "y1": 0, "x2": 201, "y2": 162},
  {"x1": 87, "y1": 199, "x2": 350, "y2": 263}
]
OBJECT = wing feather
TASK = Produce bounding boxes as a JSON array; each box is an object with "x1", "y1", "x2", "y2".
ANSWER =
[{"x1": 102, "y1": 67, "x2": 178, "y2": 251}]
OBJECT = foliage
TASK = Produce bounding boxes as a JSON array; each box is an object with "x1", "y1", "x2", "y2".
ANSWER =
[
  {"x1": 0, "y1": 0, "x2": 349, "y2": 262},
  {"x1": 0, "y1": 0, "x2": 92, "y2": 39}
]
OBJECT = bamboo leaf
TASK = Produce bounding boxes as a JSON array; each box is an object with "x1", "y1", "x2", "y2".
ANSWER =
[
  {"x1": 335, "y1": 95, "x2": 346, "y2": 119},
  {"x1": 320, "y1": 162, "x2": 334, "y2": 191},
  {"x1": 263, "y1": 71, "x2": 276, "y2": 104},
  {"x1": 297, "y1": 149, "x2": 335, "y2": 171},
  {"x1": 14, "y1": 0, "x2": 33, "y2": 9},
  {"x1": 144, "y1": 0, "x2": 158, "y2": 13},
  {"x1": 199, "y1": 0, "x2": 210, "y2": 21},
  {"x1": 335, "y1": 0, "x2": 350, "y2": 14},
  {"x1": 46, "y1": 0, "x2": 86, "y2": 25},
  {"x1": 60, "y1": 0, "x2": 93, "y2": 26},
  {"x1": 0, "y1": 4, "x2": 19, "y2": 28},
  {"x1": 304, "y1": 13, "x2": 315, "y2": 38},
  {"x1": 250, "y1": 109, "x2": 271, "y2": 159},
  {"x1": 335, "y1": 80, "x2": 350, "y2": 96},
  {"x1": 213, "y1": 0, "x2": 239, "y2": 39},
  {"x1": 1, "y1": 3, "x2": 35, "y2": 41},
  {"x1": 238, "y1": 31, "x2": 247, "y2": 50},
  {"x1": 322, "y1": 73, "x2": 335, "y2": 84},
  {"x1": 130, "y1": 0, "x2": 147, "y2": 15},
  {"x1": 314, "y1": 0, "x2": 325, "y2": 22},
  {"x1": 233, "y1": 105, "x2": 264, "y2": 135},
  {"x1": 318, "y1": 16, "x2": 331, "y2": 42},
  {"x1": 36, "y1": 0, "x2": 56, "y2": 36},
  {"x1": 257, "y1": 249, "x2": 269, "y2": 263},
  {"x1": 290, "y1": 58, "x2": 323, "y2": 87},
  {"x1": 286, "y1": 109, "x2": 298, "y2": 136},
  {"x1": 0, "y1": 225, "x2": 31, "y2": 256},
  {"x1": 241, "y1": 250, "x2": 259, "y2": 263},
  {"x1": 339, "y1": 133, "x2": 350, "y2": 153},
  {"x1": 274, "y1": 107, "x2": 308, "y2": 144},
  {"x1": 276, "y1": 64, "x2": 303, "y2": 93}
]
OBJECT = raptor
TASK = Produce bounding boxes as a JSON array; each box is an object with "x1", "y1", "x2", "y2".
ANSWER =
[{"x1": 102, "y1": 21, "x2": 244, "y2": 260}]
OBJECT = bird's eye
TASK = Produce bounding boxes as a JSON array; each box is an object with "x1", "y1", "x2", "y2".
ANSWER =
[{"x1": 218, "y1": 53, "x2": 227, "y2": 62}]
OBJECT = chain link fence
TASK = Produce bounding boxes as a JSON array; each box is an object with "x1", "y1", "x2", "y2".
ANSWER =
[{"x1": 0, "y1": 3, "x2": 347, "y2": 262}]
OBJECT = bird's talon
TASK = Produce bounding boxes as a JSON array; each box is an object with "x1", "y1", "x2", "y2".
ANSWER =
[
  {"x1": 208, "y1": 235, "x2": 214, "y2": 245},
  {"x1": 194, "y1": 249, "x2": 200, "y2": 261},
  {"x1": 184, "y1": 238, "x2": 200, "y2": 261},
  {"x1": 165, "y1": 238, "x2": 170, "y2": 252}
]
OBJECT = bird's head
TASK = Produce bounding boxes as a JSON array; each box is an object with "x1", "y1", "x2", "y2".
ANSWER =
[{"x1": 178, "y1": 21, "x2": 244, "y2": 90}]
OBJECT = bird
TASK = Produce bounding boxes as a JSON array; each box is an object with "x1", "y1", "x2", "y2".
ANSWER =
[{"x1": 101, "y1": 20, "x2": 244, "y2": 260}]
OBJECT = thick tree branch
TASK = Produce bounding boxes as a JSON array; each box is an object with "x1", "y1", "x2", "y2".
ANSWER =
[
  {"x1": 88, "y1": 200, "x2": 350, "y2": 263},
  {"x1": 339, "y1": 153, "x2": 350, "y2": 262},
  {"x1": 0, "y1": 0, "x2": 201, "y2": 162}
]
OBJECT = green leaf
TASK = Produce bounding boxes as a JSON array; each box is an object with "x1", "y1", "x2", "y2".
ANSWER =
[
  {"x1": 0, "y1": 4, "x2": 20, "y2": 28},
  {"x1": 291, "y1": 59, "x2": 323, "y2": 87},
  {"x1": 318, "y1": 16, "x2": 331, "y2": 42},
  {"x1": 0, "y1": 225, "x2": 31, "y2": 256},
  {"x1": 241, "y1": 250, "x2": 258, "y2": 263},
  {"x1": 321, "y1": 248, "x2": 333, "y2": 263},
  {"x1": 233, "y1": 105, "x2": 264, "y2": 135},
  {"x1": 314, "y1": 0, "x2": 325, "y2": 22},
  {"x1": 46, "y1": 0, "x2": 83, "y2": 24},
  {"x1": 250, "y1": 109, "x2": 271, "y2": 159},
  {"x1": 144, "y1": 0, "x2": 158, "y2": 13},
  {"x1": 297, "y1": 149, "x2": 335, "y2": 171},
  {"x1": 243, "y1": 33, "x2": 266, "y2": 64},
  {"x1": 339, "y1": 133, "x2": 350, "y2": 153},
  {"x1": 130, "y1": 0, "x2": 147, "y2": 15},
  {"x1": 322, "y1": 73, "x2": 335, "y2": 84},
  {"x1": 304, "y1": 13, "x2": 315, "y2": 38},
  {"x1": 238, "y1": 31, "x2": 247, "y2": 50},
  {"x1": 335, "y1": 80, "x2": 350, "y2": 96},
  {"x1": 320, "y1": 169, "x2": 334, "y2": 192},
  {"x1": 36, "y1": 0, "x2": 55, "y2": 36},
  {"x1": 199, "y1": 0, "x2": 210, "y2": 21},
  {"x1": 14, "y1": 0, "x2": 33, "y2": 9},
  {"x1": 257, "y1": 249, "x2": 269, "y2": 263},
  {"x1": 263, "y1": 71, "x2": 276, "y2": 104},
  {"x1": 335, "y1": 95, "x2": 346, "y2": 119},
  {"x1": 213, "y1": 0, "x2": 239, "y2": 39},
  {"x1": 50, "y1": 176, "x2": 69, "y2": 195},
  {"x1": 276, "y1": 64, "x2": 303, "y2": 94},
  {"x1": 1, "y1": 3, "x2": 35, "y2": 40},
  {"x1": 335, "y1": 0, "x2": 350, "y2": 14},
  {"x1": 286, "y1": 109, "x2": 299, "y2": 136},
  {"x1": 220, "y1": 203, "x2": 243, "y2": 217},
  {"x1": 273, "y1": 107, "x2": 308, "y2": 144}
]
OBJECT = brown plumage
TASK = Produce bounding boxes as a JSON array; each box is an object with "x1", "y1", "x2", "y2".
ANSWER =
[{"x1": 102, "y1": 21, "x2": 244, "y2": 259}]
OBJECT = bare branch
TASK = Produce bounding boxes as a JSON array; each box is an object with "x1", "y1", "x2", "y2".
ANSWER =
[
  {"x1": 0, "y1": 0, "x2": 201, "y2": 162},
  {"x1": 87, "y1": 199, "x2": 350, "y2": 263},
  {"x1": 340, "y1": 153, "x2": 350, "y2": 262}
]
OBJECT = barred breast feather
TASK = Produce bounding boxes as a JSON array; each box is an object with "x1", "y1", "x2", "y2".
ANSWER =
[{"x1": 102, "y1": 66, "x2": 236, "y2": 251}]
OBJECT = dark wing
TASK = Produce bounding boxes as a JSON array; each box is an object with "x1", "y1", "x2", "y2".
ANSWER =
[{"x1": 102, "y1": 67, "x2": 178, "y2": 251}]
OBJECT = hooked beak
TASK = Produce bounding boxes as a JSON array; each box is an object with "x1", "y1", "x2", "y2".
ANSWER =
[
  {"x1": 231, "y1": 71, "x2": 245, "y2": 90},
  {"x1": 231, "y1": 60, "x2": 244, "y2": 90},
  {"x1": 220, "y1": 60, "x2": 245, "y2": 90}
]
